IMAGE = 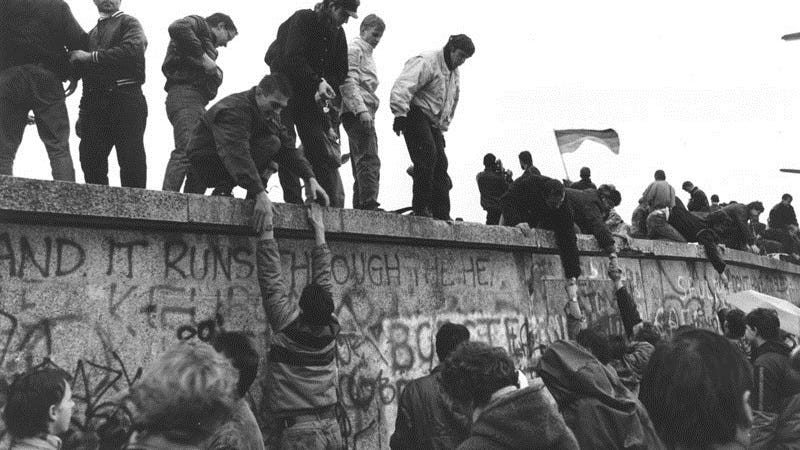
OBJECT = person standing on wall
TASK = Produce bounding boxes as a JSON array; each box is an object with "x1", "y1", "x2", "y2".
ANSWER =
[
  {"x1": 390, "y1": 34, "x2": 475, "y2": 220},
  {"x1": 265, "y1": 0, "x2": 358, "y2": 208},
  {"x1": 69, "y1": 0, "x2": 148, "y2": 188},
  {"x1": 340, "y1": 13, "x2": 385, "y2": 211},
  {"x1": 160, "y1": 12, "x2": 238, "y2": 192},
  {"x1": 0, "y1": 0, "x2": 88, "y2": 182}
]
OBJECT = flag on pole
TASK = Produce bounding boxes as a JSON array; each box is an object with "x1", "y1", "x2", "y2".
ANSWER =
[{"x1": 554, "y1": 129, "x2": 620, "y2": 155}]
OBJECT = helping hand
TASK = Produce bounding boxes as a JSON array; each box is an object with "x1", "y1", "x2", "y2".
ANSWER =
[{"x1": 305, "y1": 178, "x2": 330, "y2": 206}]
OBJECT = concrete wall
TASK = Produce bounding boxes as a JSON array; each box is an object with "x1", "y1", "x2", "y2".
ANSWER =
[{"x1": 1, "y1": 177, "x2": 800, "y2": 448}]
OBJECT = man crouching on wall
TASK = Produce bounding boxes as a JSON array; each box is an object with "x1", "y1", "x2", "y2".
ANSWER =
[{"x1": 257, "y1": 201, "x2": 343, "y2": 449}]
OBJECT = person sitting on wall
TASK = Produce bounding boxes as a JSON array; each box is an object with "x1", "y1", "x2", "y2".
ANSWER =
[
  {"x1": 185, "y1": 74, "x2": 329, "y2": 235},
  {"x1": 2, "y1": 368, "x2": 75, "y2": 450},
  {"x1": 569, "y1": 166, "x2": 596, "y2": 191},
  {"x1": 390, "y1": 323, "x2": 472, "y2": 449}
]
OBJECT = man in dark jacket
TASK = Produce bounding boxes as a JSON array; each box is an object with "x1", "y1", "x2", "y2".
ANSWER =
[
  {"x1": 0, "y1": 0, "x2": 88, "y2": 181},
  {"x1": 682, "y1": 181, "x2": 710, "y2": 212},
  {"x1": 476, "y1": 153, "x2": 511, "y2": 225},
  {"x1": 185, "y1": 74, "x2": 328, "y2": 234},
  {"x1": 563, "y1": 187, "x2": 617, "y2": 256},
  {"x1": 69, "y1": 0, "x2": 148, "y2": 188},
  {"x1": 763, "y1": 194, "x2": 800, "y2": 255},
  {"x1": 707, "y1": 201, "x2": 764, "y2": 252},
  {"x1": 668, "y1": 197, "x2": 728, "y2": 276},
  {"x1": 517, "y1": 150, "x2": 541, "y2": 178},
  {"x1": 258, "y1": 202, "x2": 342, "y2": 448},
  {"x1": 390, "y1": 323, "x2": 471, "y2": 450},
  {"x1": 265, "y1": 0, "x2": 357, "y2": 207},
  {"x1": 745, "y1": 308, "x2": 800, "y2": 414},
  {"x1": 442, "y1": 342, "x2": 579, "y2": 449},
  {"x1": 569, "y1": 167, "x2": 596, "y2": 190},
  {"x1": 161, "y1": 13, "x2": 238, "y2": 192}
]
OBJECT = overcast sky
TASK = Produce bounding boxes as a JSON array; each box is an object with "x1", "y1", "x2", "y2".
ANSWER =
[{"x1": 11, "y1": 1, "x2": 800, "y2": 222}]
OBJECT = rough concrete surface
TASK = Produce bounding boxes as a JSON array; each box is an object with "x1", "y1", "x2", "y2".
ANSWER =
[{"x1": 1, "y1": 176, "x2": 799, "y2": 448}]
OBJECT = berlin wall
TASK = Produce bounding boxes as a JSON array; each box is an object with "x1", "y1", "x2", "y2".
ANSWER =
[{"x1": 1, "y1": 177, "x2": 800, "y2": 449}]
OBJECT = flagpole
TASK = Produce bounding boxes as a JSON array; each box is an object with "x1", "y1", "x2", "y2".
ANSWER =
[{"x1": 559, "y1": 151, "x2": 571, "y2": 181}]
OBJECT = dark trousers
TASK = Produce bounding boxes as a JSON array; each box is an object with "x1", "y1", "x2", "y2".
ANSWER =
[
  {"x1": 163, "y1": 85, "x2": 207, "y2": 192},
  {"x1": 0, "y1": 65, "x2": 75, "y2": 181},
  {"x1": 277, "y1": 92, "x2": 344, "y2": 207},
  {"x1": 486, "y1": 209, "x2": 502, "y2": 225},
  {"x1": 78, "y1": 85, "x2": 147, "y2": 187},
  {"x1": 696, "y1": 229, "x2": 727, "y2": 274},
  {"x1": 342, "y1": 112, "x2": 380, "y2": 209},
  {"x1": 403, "y1": 106, "x2": 451, "y2": 219}
]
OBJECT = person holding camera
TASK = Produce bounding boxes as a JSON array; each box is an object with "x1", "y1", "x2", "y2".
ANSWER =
[{"x1": 476, "y1": 153, "x2": 511, "y2": 225}]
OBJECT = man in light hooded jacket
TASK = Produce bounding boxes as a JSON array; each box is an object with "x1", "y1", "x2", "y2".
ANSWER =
[{"x1": 390, "y1": 34, "x2": 474, "y2": 220}]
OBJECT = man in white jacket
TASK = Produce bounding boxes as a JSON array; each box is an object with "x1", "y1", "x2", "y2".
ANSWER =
[
  {"x1": 390, "y1": 34, "x2": 474, "y2": 220},
  {"x1": 340, "y1": 14, "x2": 385, "y2": 210}
]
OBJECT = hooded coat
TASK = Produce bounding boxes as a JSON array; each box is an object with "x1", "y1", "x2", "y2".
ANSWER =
[
  {"x1": 538, "y1": 340, "x2": 664, "y2": 450},
  {"x1": 457, "y1": 381, "x2": 579, "y2": 450}
]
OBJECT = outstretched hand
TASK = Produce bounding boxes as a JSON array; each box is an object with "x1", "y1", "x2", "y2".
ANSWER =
[{"x1": 253, "y1": 192, "x2": 275, "y2": 238}]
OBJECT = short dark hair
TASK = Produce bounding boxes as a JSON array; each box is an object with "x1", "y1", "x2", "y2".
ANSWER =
[
  {"x1": 746, "y1": 308, "x2": 780, "y2": 341},
  {"x1": 682, "y1": 181, "x2": 693, "y2": 190},
  {"x1": 640, "y1": 329, "x2": 753, "y2": 448},
  {"x1": 360, "y1": 14, "x2": 385, "y2": 33},
  {"x1": 783, "y1": 193, "x2": 793, "y2": 202},
  {"x1": 579, "y1": 167, "x2": 591, "y2": 179},
  {"x1": 634, "y1": 322, "x2": 662, "y2": 346},
  {"x1": 3, "y1": 369, "x2": 70, "y2": 439},
  {"x1": 724, "y1": 309, "x2": 746, "y2": 339},
  {"x1": 711, "y1": 194, "x2": 720, "y2": 203},
  {"x1": 211, "y1": 332, "x2": 259, "y2": 398},
  {"x1": 747, "y1": 201, "x2": 765, "y2": 213},
  {"x1": 543, "y1": 178, "x2": 565, "y2": 198},
  {"x1": 299, "y1": 284, "x2": 334, "y2": 326},
  {"x1": 444, "y1": 34, "x2": 475, "y2": 57},
  {"x1": 258, "y1": 74, "x2": 293, "y2": 99},
  {"x1": 483, "y1": 153, "x2": 496, "y2": 168},
  {"x1": 441, "y1": 342, "x2": 517, "y2": 406},
  {"x1": 576, "y1": 328, "x2": 611, "y2": 364},
  {"x1": 518, "y1": 151, "x2": 532, "y2": 166},
  {"x1": 435, "y1": 323, "x2": 470, "y2": 361},
  {"x1": 654, "y1": 170, "x2": 666, "y2": 181},
  {"x1": 206, "y1": 13, "x2": 237, "y2": 33}
]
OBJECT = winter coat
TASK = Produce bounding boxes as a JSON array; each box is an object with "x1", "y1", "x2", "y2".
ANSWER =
[
  {"x1": 81, "y1": 11, "x2": 147, "y2": 91},
  {"x1": 390, "y1": 50, "x2": 460, "y2": 131},
  {"x1": 769, "y1": 202, "x2": 799, "y2": 231},
  {"x1": 390, "y1": 366, "x2": 471, "y2": 450},
  {"x1": 477, "y1": 170, "x2": 510, "y2": 212},
  {"x1": 751, "y1": 340, "x2": 800, "y2": 414},
  {"x1": 538, "y1": 340, "x2": 664, "y2": 450},
  {"x1": 457, "y1": 381, "x2": 579, "y2": 450},
  {"x1": 707, "y1": 203, "x2": 755, "y2": 249},
  {"x1": 340, "y1": 36, "x2": 379, "y2": 117},
  {"x1": 161, "y1": 15, "x2": 223, "y2": 100}
]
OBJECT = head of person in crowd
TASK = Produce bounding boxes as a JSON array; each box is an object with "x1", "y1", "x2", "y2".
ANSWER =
[
  {"x1": 724, "y1": 309, "x2": 747, "y2": 340},
  {"x1": 93, "y1": 0, "x2": 122, "y2": 14},
  {"x1": 255, "y1": 74, "x2": 292, "y2": 117},
  {"x1": 654, "y1": 169, "x2": 666, "y2": 181},
  {"x1": 127, "y1": 341, "x2": 238, "y2": 447},
  {"x1": 441, "y1": 341, "x2": 518, "y2": 410},
  {"x1": 711, "y1": 194, "x2": 720, "y2": 204},
  {"x1": 320, "y1": 0, "x2": 359, "y2": 28},
  {"x1": 211, "y1": 331, "x2": 260, "y2": 399},
  {"x1": 482, "y1": 153, "x2": 496, "y2": 171},
  {"x1": 579, "y1": 166, "x2": 591, "y2": 181},
  {"x1": 443, "y1": 34, "x2": 475, "y2": 70},
  {"x1": 300, "y1": 283, "x2": 335, "y2": 326},
  {"x1": 746, "y1": 308, "x2": 780, "y2": 347},
  {"x1": 681, "y1": 181, "x2": 694, "y2": 193},
  {"x1": 597, "y1": 184, "x2": 622, "y2": 211},
  {"x1": 2, "y1": 368, "x2": 74, "y2": 443},
  {"x1": 640, "y1": 329, "x2": 753, "y2": 449},
  {"x1": 543, "y1": 178, "x2": 566, "y2": 209},
  {"x1": 435, "y1": 322, "x2": 471, "y2": 363},
  {"x1": 576, "y1": 327, "x2": 612, "y2": 365},
  {"x1": 747, "y1": 201, "x2": 765, "y2": 220},
  {"x1": 634, "y1": 322, "x2": 662, "y2": 346},
  {"x1": 206, "y1": 13, "x2": 238, "y2": 48},
  {"x1": 782, "y1": 193, "x2": 794, "y2": 206},
  {"x1": 518, "y1": 151, "x2": 533, "y2": 172},
  {"x1": 359, "y1": 13, "x2": 385, "y2": 48}
]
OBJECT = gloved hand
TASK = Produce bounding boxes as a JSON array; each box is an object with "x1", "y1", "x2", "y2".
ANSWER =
[{"x1": 393, "y1": 116, "x2": 407, "y2": 136}]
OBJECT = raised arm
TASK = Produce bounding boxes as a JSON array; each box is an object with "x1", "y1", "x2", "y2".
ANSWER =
[
  {"x1": 257, "y1": 224, "x2": 299, "y2": 334},
  {"x1": 307, "y1": 203, "x2": 333, "y2": 295},
  {"x1": 608, "y1": 266, "x2": 642, "y2": 339}
]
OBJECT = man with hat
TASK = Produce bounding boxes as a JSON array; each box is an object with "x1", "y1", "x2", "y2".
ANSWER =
[{"x1": 265, "y1": 0, "x2": 359, "y2": 208}]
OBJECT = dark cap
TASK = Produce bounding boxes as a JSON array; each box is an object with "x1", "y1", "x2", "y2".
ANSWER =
[{"x1": 333, "y1": 0, "x2": 359, "y2": 18}]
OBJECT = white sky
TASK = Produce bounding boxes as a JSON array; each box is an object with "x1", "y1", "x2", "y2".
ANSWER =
[{"x1": 11, "y1": 1, "x2": 800, "y2": 222}]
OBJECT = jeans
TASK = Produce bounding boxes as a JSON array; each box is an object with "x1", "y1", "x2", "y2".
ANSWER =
[
  {"x1": 403, "y1": 105, "x2": 451, "y2": 219},
  {"x1": 647, "y1": 210, "x2": 686, "y2": 242},
  {"x1": 278, "y1": 92, "x2": 344, "y2": 207},
  {"x1": 78, "y1": 85, "x2": 147, "y2": 188},
  {"x1": 277, "y1": 417, "x2": 342, "y2": 450},
  {"x1": 0, "y1": 65, "x2": 75, "y2": 181},
  {"x1": 163, "y1": 85, "x2": 207, "y2": 192},
  {"x1": 341, "y1": 112, "x2": 380, "y2": 209}
]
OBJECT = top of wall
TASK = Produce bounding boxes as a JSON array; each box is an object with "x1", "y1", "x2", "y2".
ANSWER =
[{"x1": 1, "y1": 176, "x2": 798, "y2": 275}]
